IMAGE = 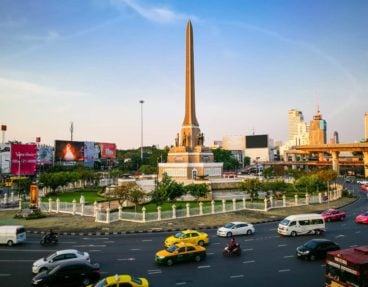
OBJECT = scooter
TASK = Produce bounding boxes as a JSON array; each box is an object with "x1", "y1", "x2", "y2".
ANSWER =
[
  {"x1": 223, "y1": 243, "x2": 241, "y2": 256},
  {"x1": 40, "y1": 233, "x2": 58, "y2": 246}
]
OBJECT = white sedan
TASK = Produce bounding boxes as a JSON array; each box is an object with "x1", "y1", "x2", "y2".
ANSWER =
[
  {"x1": 32, "y1": 249, "x2": 90, "y2": 273},
  {"x1": 217, "y1": 221, "x2": 255, "y2": 237}
]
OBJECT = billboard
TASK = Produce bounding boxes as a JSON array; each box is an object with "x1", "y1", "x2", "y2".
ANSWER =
[
  {"x1": 100, "y1": 143, "x2": 116, "y2": 159},
  {"x1": 55, "y1": 140, "x2": 84, "y2": 163},
  {"x1": 10, "y1": 143, "x2": 37, "y2": 175},
  {"x1": 84, "y1": 141, "x2": 95, "y2": 168},
  {"x1": 37, "y1": 145, "x2": 53, "y2": 165},
  {"x1": 246, "y1": 135, "x2": 268, "y2": 149},
  {"x1": 0, "y1": 143, "x2": 11, "y2": 174}
]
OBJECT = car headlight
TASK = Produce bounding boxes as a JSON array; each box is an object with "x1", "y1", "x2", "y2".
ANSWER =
[{"x1": 158, "y1": 256, "x2": 166, "y2": 259}]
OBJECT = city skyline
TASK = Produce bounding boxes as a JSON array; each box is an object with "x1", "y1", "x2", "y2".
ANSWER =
[{"x1": 1, "y1": 0, "x2": 367, "y2": 149}]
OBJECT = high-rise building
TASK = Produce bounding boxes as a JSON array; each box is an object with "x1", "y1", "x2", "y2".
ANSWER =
[
  {"x1": 288, "y1": 109, "x2": 304, "y2": 141},
  {"x1": 309, "y1": 108, "x2": 327, "y2": 145},
  {"x1": 365, "y1": 112, "x2": 368, "y2": 141}
]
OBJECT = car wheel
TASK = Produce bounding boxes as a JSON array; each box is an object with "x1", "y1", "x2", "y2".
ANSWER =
[
  {"x1": 7, "y1": 240, "x2": 13, "y2": 246},
  {"x1": 82, "y1": 278, "x2": 90, "y2": 286},
  {"x1": 309, "y1": 254, "x2": 316, "y2": 261},
  {"x1": 198, "y1": 240, "x2": 204, "y2": 246},
  {"x1": 167, "y1": 259, "x2": 174, "y2": 266},
  {"x1": 290, "y1": 231, "x2": 297, "y2": 237},
  {"x1": 246, "y1": 229, "x2": 253, "y2": 235},
  {"x1": 194, "y1": 255, "x2": 201, "y2": 262},
  {"x1": 315, "y1": 229, "x2": 321, "y2": 235},
  {"x1": 226, "y1": 232, "x2": 233, "y2": 238}
]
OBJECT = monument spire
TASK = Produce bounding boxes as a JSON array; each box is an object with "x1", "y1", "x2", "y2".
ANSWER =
[{"x1": 183, "y1": 20, "x2": 199, "y2": 127}]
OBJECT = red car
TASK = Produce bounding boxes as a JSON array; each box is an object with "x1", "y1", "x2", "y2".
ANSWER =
[
  {"x1": 355, "y1": 212, "x2": 368, "y2": 224},
  {"x1": 321, "y1": 209, "x2": 346, "y2": 222},
  {"x1": 360, "y1": 185, "x2": 368, "y2": 191}
]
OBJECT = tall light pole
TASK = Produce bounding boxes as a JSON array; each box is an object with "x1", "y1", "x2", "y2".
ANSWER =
[
  {"x1": 139, "y1": 100, "x2": 144, "y2": 162},
  {"x1": 17, "y1": 153, "x2": 21, "y2": 198}
]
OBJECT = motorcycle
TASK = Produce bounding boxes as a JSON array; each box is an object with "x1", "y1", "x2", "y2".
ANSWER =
[
  {"x1": 40, "y1": 233, "x2": 58, "y2": 246},
  {"x1": 223, "y1": 243, "x2": 241, "y2": 256}
]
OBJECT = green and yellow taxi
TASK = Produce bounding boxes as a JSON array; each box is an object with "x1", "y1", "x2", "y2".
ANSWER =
[
  {"x1": 87, "y1": 274, "x2": 149, "y2": 287},
  {"x1": 164, "y1": 229, "x2": 209, "y2": 247},
  {"x1": 155, "y1": 242, "x2": 206, "y2": 266}
]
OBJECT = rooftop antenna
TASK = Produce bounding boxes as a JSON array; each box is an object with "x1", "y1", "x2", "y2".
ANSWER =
[{"x1": 70, "y1": 121, "x2": 74, "y2": 141}]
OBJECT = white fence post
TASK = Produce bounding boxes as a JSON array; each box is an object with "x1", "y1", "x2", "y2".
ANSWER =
[
  {"x1": 199, "y1": 202, "x2": 203, "y2": 215},
  {"x1": 282, "y1": 195, "x2": 286, "y2": 207},
  {"x1": 172, "y1": 204, "x2": 176, "y2": 219},
  {"x1": 264, "y1": 198, "x2": 268, "y2": 211},
  {"x1": 18, "y1": 198, "x2": 22, "y2": 210},
  {"x1": 294, "y1": 194, "x2": 298, "y2": 206},
  {"x1": 270, "y1": 196, "x2": 274, "y2": 208},
  {"x1": 242, "y1": 197, "x2": 246, "y2": 209},
  {"x1": 305, "y1": 193, "x2": 310, "y2": 205},
  {"x1": 93, "y1": 201, "x2": 98, "y2": 217},
  {"x1": 81, "y1": 202, "x2": 84, "y2": 216},
  {"x1": 38, "y1": 198, "x2": 42, "y2": 209},
  {"x1": 118, "y1": 206, "x2": 122, "y2": 220},
  {"x1": 10, "y1": 192, "x2": 14, "y2": 202},
  {"x1": 142, "y1": 207, "x2": 146, "y2": 223},
  {"x1": 157, "y1": 206, "x2": 162, "y2": 220},
  {"x1": 232, "y1": 198, "x2": 236, "y2": 211},
  {"x1": 72, "y1": 199, "x2": 76, "y2": 215},
  {"x1": 222, "y1": 199, "x2": 226, "y2": 212},
  {"x1": 48, "y1": 198, "x2": 52, "y2": 212},
  {"x1": 4, "y1": 193, "x2": 7, "y2": 204},
  {"x1": 186, "y1": 203, "x2": 190, "y2": 217},
  {"x1": 211, "y1": 200, "x2": 215, "y2": 214},
  {"x1": 56, "y1": 198, "x2": 60, "y2": 213},
  {"x1": 106, "y1": 208, "x2": 110, "y2": 223},
  {"x1": 318, "y1": 192, "x2": 322, "y2": 203}
]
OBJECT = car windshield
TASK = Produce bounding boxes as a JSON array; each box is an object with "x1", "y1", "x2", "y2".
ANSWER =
[
  {"x1": 131, "y1": 277, "x2": 142, "y2": 285},
  {"x1": 167, "y1": 245, "x2": 179, "y2": 253},
  {"x1": 45, "y1": 252, "x2": 57, "y2": 261},
  {"x1": 174, "y1": 232, "x2": 184, "y2": 238},
  {"x1": 224, "y1": 223, "x2": 235, "y2": 228},
  {"x1": 280, "y1": 219, "x2": 290, "y2": 226},
  {"x1": 92, "y1": 279, "x2": 107, "y2": 287},
  {"x1": 304, "y1": 240, "x2": 319, "y2": 249}
]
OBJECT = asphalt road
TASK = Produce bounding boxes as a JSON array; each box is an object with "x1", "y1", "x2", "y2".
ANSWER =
[{"x1": 0, "y1": 183, "x2": 367, "y2": 287}]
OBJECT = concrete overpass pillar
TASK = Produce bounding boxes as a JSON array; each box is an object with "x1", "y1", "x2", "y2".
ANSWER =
[
  {"x1": 331, "y1": 151, "x2": 340, "y2": 175},
  {"x1": 363, "y1": 152, "x2": 368, "y2": 179}
]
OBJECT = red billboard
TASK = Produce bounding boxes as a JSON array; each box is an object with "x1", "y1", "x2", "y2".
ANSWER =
[
  {"x1": 10, "y1": 144, "x2": 37, "y2": 175},
  {"x1": 99, "y1": 143, "x2": 116, "y2": 159},
  {"x1": 55, "y1": 140, "x2": 84, "y2": 162}
]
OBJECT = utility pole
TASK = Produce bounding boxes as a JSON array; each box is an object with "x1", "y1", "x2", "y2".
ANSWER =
[
  {"x1": 139, "y1": 100, "x2": 144, "y2": 162},
  {"x1": 70, "y1": 121, "x2": 74, "y2": 142}
]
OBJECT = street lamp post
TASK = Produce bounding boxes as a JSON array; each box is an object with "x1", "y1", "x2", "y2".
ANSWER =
[
  {"x1": 17, "y1": 153, "x2": 21, "y2": 199},
  {"x1": 139, "y1": 100, "x2": 144, "y2": 162}
]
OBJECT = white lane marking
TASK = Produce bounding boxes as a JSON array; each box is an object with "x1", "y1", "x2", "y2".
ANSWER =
[
  {"x1": 335, "y1": 235, "x2": 344, "y2": 238},
  {"x1": 207, "y1": 252, "x2": 215, "y2": 255},
  {"x1": 104, "y1": 241, "x2": 115, "y2": 243},
  {"x1": 197, "y1": 265, "x2": 211, "y2": 269},
  {"x1": 82, "y1": 237, "x2": 109, "y2": 240},
  {"x1": 213, "y1": 242, "x2": 221, "y2": 245},
  {"x1": 243, "y1": 260, "x2": 255, "y2": 264},
  {"x1": 176, "y1": 282, "x2": 187, "y2": 285},
  {"x1": 269, "y1": 228, "x2": 277, "y2": 231},
  {"x1": 88, "y1": 250, "x2": 102, "y2": 252},
  {"x1": 230, "y1": 274, "x2": 244, "y2": 279},
  {"x1": 279, "y1": 269, "x2": 291, "y2": 272},
  {"x1": 355, "y1": 231, "x2": 361, "y2": 234},
  {"x1": 73, "y1": 244, "x2": 106, "y2": 248},
  {"x1": 117, "y1": 258, "x2": 135, "y2": 261},
  {"x1": 131, "y1": 248, "x2": 141, "y2": 251},
  {"x1": 0, "y1": 249, "x2": 50, "y2": 252},
  {"x1": 0, "y1": 260, "x2": 34, "y2": 262},
  {"x1": 148, "y1": 269, "x2": 162, "y2": 275},
  {"x1": 142, "y1": 239, "x2": 152, "y2": 242},
  {"x1": 0, "y1": 274, "x2": 11, "y2": 276},
  {"x1": 278, "y1": 244, "x2": 287, "y2": 247},
  {"x1": 243, "y1": 248, "x2": 253, "y2": 252},
  {"x1": 244, "y1": 239, "x2": 254, "y2": 242},
  {"x1": 283, "y1": 255, "x2": 294, "y2": 258}
]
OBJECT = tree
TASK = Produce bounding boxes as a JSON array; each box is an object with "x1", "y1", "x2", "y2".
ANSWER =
[
  {"x1": 239, "y1": 179, "x2": 261, "y2": 202},
  {"x1": 109, "y1": 182, "x2": 136, "y2": 207},
  {"x1": 212, "y1": 148, "x2": 240, "y2": 171},
  {"x1": 129, "y1": 186, "x2": 145, "y2": 212},
  {"x1": 185, "y1": 183, "x2": 210, "y2": 200},
  {"x1": 39, "y1": 172, "x2": 71, "y2": 193},
  {"x1": 150, "y1": 173, "x2": 185, "y2": 205}
]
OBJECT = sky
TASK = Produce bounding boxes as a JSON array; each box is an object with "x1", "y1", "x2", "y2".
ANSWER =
[{"x1": 1, "y1": 0, "x2": 367, "y2": 150}]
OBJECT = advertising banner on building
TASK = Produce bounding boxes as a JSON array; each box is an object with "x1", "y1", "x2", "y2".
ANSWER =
[
  {"x1": 10, "y1": 144, "x2": 37, "y2": 175},
  {"x1": 84, "y1": 141, "x2": 95, "y2": 168},
  {"x1": 37, "y1": 145, "x2": 53, "y2": 165},
  {"x1": 0, "y1": 143, "x2": 11, "y2": 174},
  {"x1": 55, "y1": 140, "x2": 84, "y2": 164},
  {"x1": 100, "y1": 143, "x2": 116, "y2": 159}
]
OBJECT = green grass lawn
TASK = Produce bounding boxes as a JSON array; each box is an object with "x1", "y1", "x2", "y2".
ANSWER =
[{"x1": 42, "y1": 188, "x2": 106, "y2": 203}]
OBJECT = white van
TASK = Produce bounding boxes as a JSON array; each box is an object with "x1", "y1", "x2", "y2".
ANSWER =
[
  {"x1": 277, "y1": 214, "x2": 325, "y2": 237},
  {"x1": 0, "y1": 225, "x2": 26, "y2": 246}
]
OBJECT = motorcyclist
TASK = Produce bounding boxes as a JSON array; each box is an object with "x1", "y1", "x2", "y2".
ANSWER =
[
  {"x1": 227, "y1": 237, "x2": 238, "y2": 252},
  {"x1": 47, "y1": 229, "x2": 57, "y2": 241}
]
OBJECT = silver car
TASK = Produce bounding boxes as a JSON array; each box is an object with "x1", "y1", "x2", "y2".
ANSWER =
[
  {"x1": 217, "y1": 221, "x2": 255, "y2": 237},
  {"x1": 32, "y1": 249, "x2": 90, "y2": 274}
]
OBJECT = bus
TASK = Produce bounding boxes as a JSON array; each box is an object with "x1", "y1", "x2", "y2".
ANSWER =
[{"x1": 325, "y1": 245, "x2": 368, "y2": 287}]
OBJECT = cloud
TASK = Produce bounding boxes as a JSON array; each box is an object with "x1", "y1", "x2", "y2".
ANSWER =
[{"x1": 113, "y1": 0, "x2": 194, "y2": 23}]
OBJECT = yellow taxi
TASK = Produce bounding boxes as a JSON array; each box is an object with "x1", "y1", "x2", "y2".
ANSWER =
[
  {"x1": 155, "y1": 242, "x2": 206, "y2": 266},
  {"x1": 87, "y1": 274, "x2": 149, "y2": 287},
  {"x1": 164, "y1": 229, "x2": 209, "y2": 247}
]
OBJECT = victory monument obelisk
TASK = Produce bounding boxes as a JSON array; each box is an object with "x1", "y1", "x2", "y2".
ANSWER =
[{"x1": 158, "y1": 21, "x2": 223, "y2": 180}]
